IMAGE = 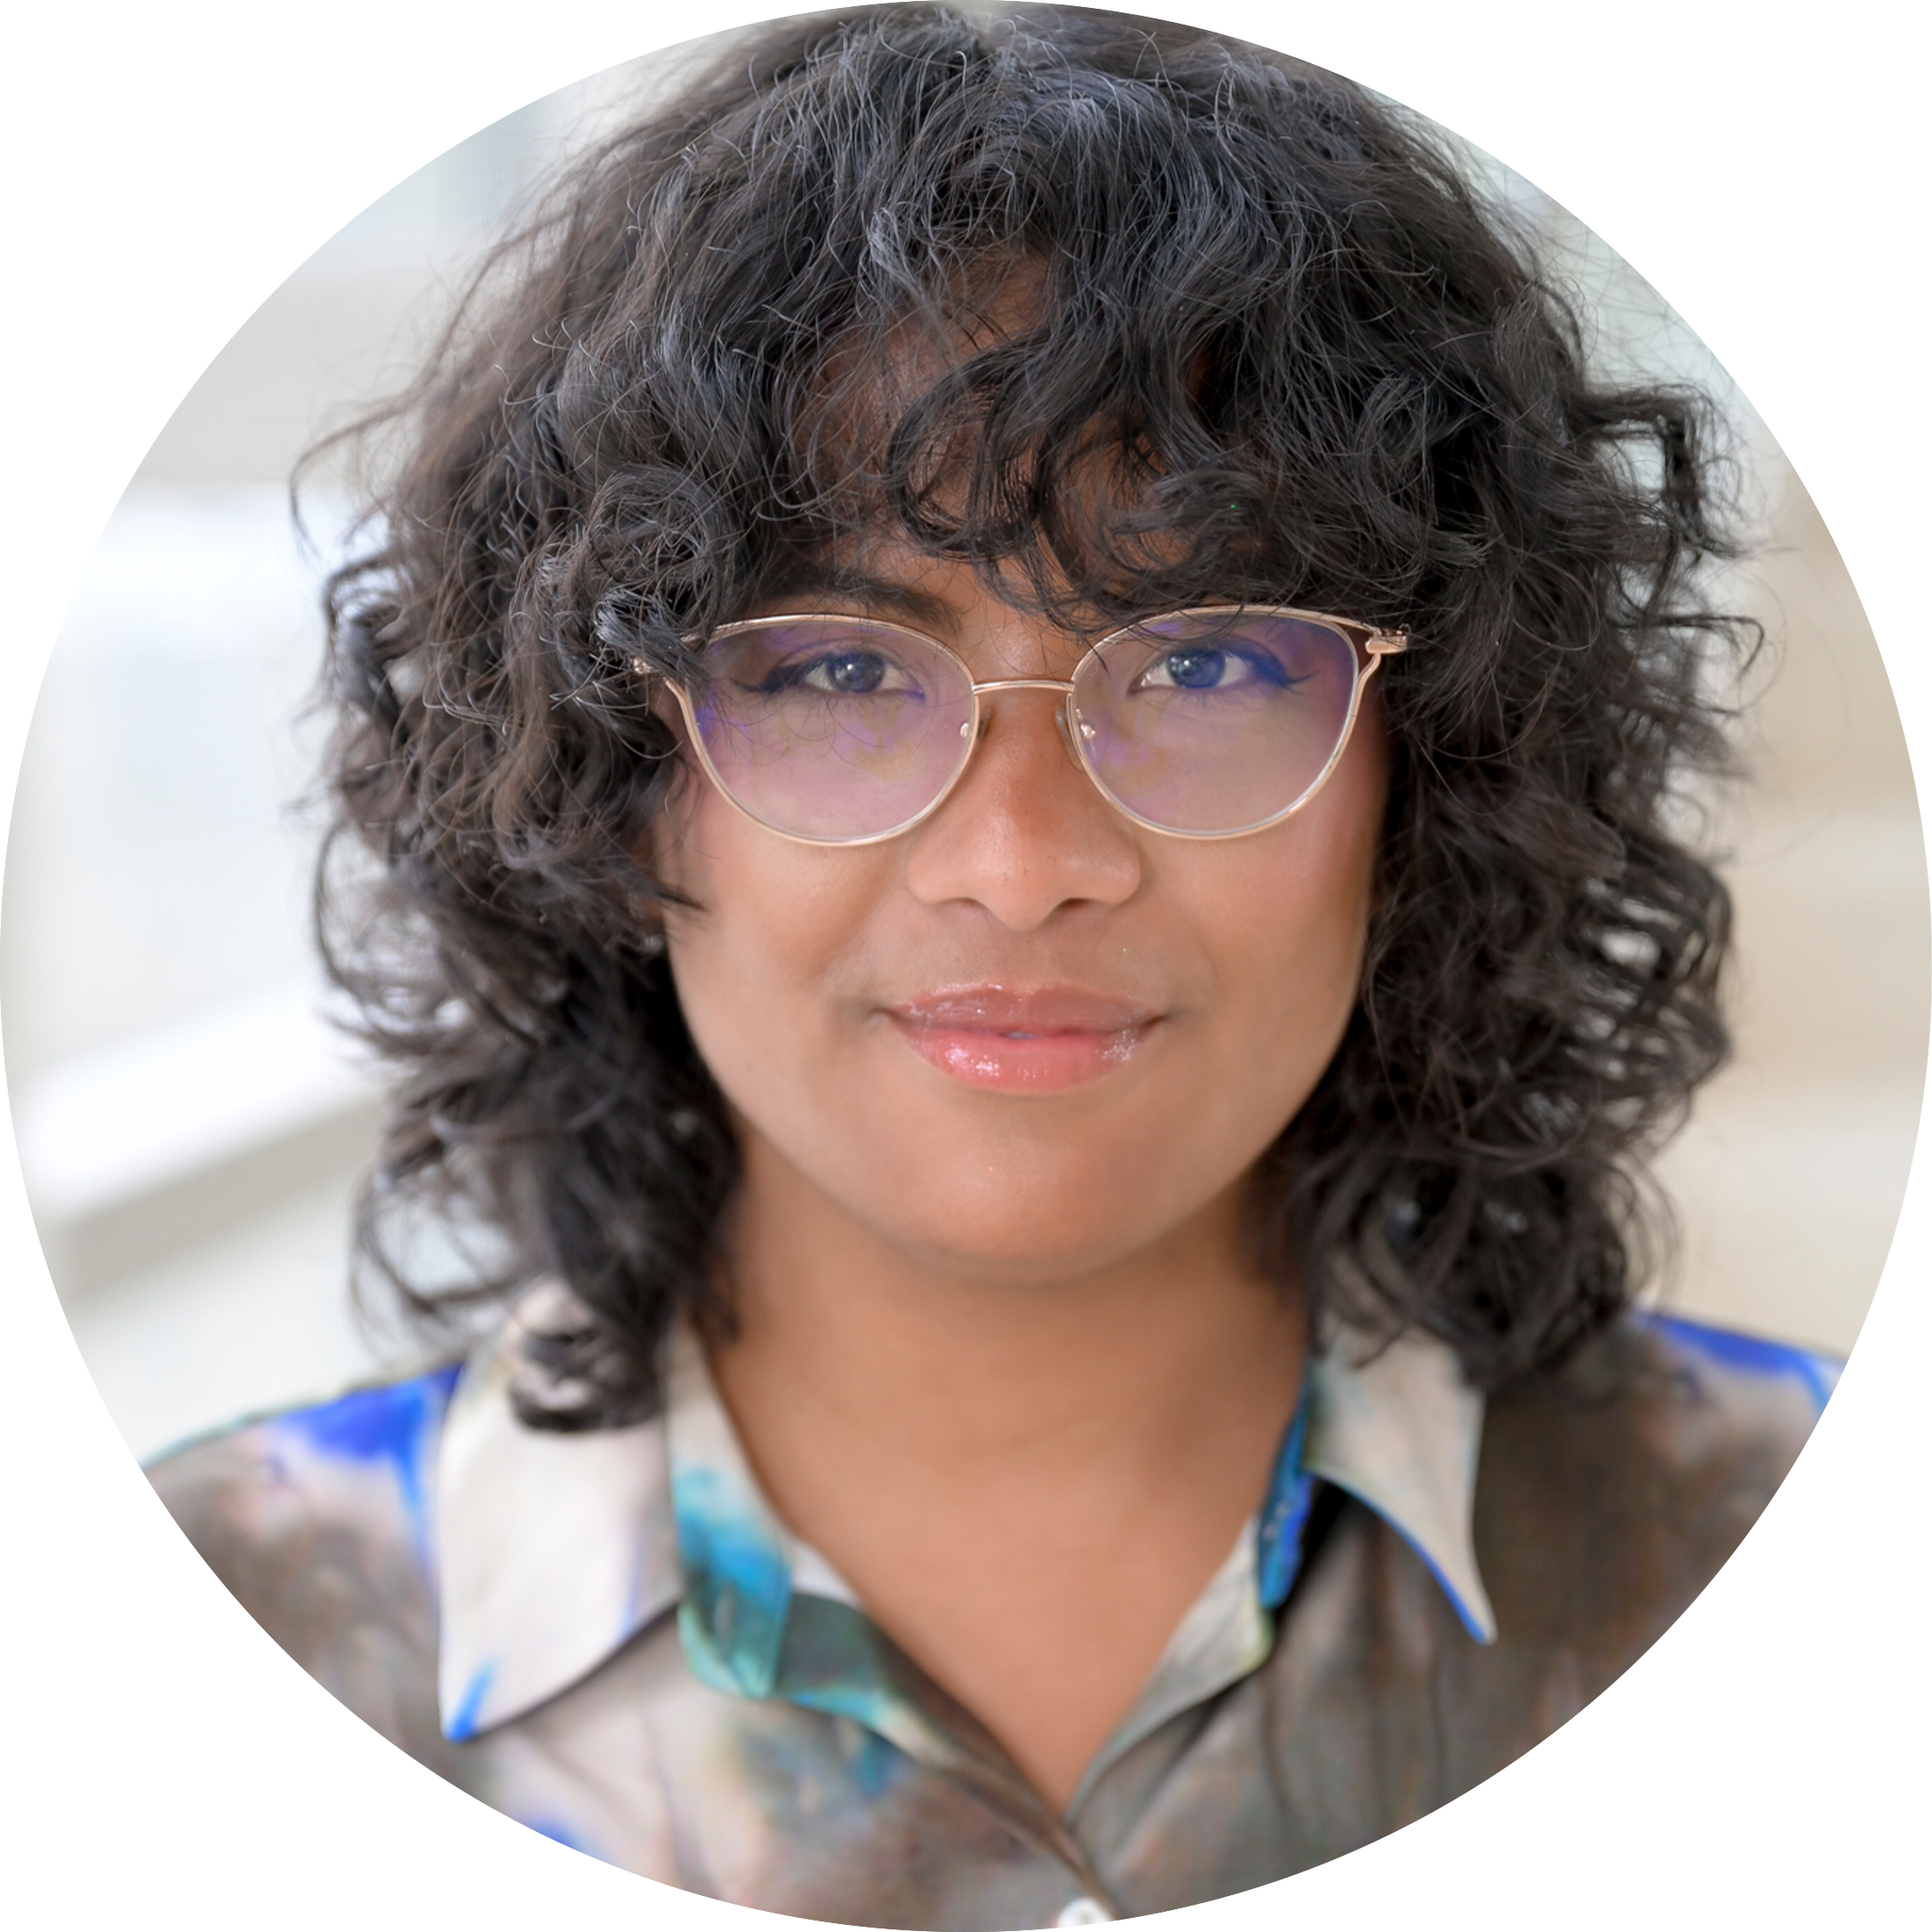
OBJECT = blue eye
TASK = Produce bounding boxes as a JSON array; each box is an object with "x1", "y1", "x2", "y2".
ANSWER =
[
  {"x1": 1136, "y1": 643, "x2": 1294, "y2": 693},
  {"x1": 816, "y1": 652, "x2": 889, "y2": 694},
  {"x1": 1162, "y1": 646, "x2": 1230, "y2": 689},
  {"x1": 755, "y1": 651, "x2": 910, "y2": 697}
]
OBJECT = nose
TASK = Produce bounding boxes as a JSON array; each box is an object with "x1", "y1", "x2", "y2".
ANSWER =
[{"x1": 902, "y1": 688, "x2": 1143, "y2": 928}]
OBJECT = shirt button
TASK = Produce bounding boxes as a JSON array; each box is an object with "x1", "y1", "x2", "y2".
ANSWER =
[{"x1": 1056, "y1": 1900, "x2": 1113, "y2": 1926}]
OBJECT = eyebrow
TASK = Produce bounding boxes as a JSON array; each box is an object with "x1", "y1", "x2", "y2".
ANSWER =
[{"x1": 757, "y1": 563, "x2": 963, "y2": 636}]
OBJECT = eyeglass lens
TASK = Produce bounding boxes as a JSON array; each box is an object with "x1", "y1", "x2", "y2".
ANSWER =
[{"x1": 686, "y1": 610, "x2": 1361, "y2": 841}]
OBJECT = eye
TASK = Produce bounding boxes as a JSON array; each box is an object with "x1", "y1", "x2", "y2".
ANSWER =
[
  {"x1": 753, "y1": 649, "x2": 924, "y2": 698},
  {"x1": 1130, "y1": 643, "x2": 1295, "y2": 694}
]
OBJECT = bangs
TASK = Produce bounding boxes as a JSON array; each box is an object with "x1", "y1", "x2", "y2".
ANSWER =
[
  {"x1": 768, "y1": 264, "x2": 1259, "y2": 627},
  {"x1": 553, "y1": 12, "x2": 1492, "y2": 651}
]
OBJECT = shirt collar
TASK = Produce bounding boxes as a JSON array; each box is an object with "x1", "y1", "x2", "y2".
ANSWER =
[
  {"x1": 434, "y1": 1293, "x2": 682, "y2": 1741},
  {"x1": 437, "y1": 1299, "x2": 1494, "y2": 1742},
  {"x1": 1305, "y1": 1326, "x2": 1496, "y2": 1643}
]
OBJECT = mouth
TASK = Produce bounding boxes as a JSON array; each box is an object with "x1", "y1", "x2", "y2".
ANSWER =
[{"x1": 883, "y1": 986, "x2": 1161, "y2": 1093}]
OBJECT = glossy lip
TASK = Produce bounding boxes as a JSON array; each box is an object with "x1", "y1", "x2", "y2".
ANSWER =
[{"x1": 884, "y1": 985, "x2": 1162, "y2": 1094}]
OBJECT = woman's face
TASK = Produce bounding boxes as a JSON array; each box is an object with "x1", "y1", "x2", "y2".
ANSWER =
[{"x1": 654, "y1": 545, "x2": 1390, "y2": 1284}]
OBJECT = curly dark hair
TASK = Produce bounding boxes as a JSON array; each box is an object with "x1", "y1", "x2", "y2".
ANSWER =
[{"x1": 315, "y1": 4, "x2": 1746, "y2": 1428}]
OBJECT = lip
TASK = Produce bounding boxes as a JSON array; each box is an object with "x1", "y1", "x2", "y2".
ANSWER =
[{"x1": 885, "y1": 985, "x2": 1161, "y2": 1093}]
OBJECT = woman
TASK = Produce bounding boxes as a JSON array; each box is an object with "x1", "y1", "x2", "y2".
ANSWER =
[{"x1": 151, "y1": 9, "x2": 1835, "y2": 1923}]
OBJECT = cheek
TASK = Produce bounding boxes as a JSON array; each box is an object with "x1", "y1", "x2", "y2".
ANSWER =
[
  {"x1": 1185, "y1": 855, "x2": 1368, "y2": 1107},
  {"x1": 1176, "y1": 724, "x2": 1387, "y2": 1096},
  {"x1": 652, "y1": 774, "x2": 884, "y2": 1089}
]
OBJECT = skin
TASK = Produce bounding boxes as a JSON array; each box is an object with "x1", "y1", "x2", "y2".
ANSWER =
[{"x1": 653, "y1": 545, "x2": 1389, "y2": 1812}]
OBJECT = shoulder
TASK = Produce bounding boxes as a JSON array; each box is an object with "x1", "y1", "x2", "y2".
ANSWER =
[
  {"x1": 1473, "y1": 1311, "x2": 1837, "y2": 1654},
  {"x1": 146, "y1": 1364, "x2": 463, "y2": 1764},
  {"x1": 145, "y1": 1367, "x2": 465, "y2": 1622}
]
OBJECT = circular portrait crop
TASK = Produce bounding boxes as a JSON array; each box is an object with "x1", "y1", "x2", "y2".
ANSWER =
[{"x1": 6, "y1": 9, "x2": 1922, "y2": 1926}]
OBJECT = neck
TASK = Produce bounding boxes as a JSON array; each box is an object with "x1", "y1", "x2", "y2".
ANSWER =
[
  {"x1": 711, "y1": 1118, "x2": 1304, "y2": 1475},
  {"x1": 704, "y1": 1119, "x2": 1307, "y2": 1813}
]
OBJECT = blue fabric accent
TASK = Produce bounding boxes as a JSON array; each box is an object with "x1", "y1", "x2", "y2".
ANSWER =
[
  {"x1": 1639, "y1": 1311, "x2": 1840, "y2": 1413},
  {"x1": 1381, "y1": 1521, "x2": 1494, "y2": 1644},
  {"x1": 678, "y1": 1600, "x2": 753, "y2": 1698},
  {"x1": 272, "y1": 1364, "x2": 461, "y2": 1553},
  {"x1": 446, "y1": 1662, "x2": 495, "y2": 1743},
  {"x1": 671, "y1": 1465, "x2": 793, "y2": 1699},
  {"x1": 1256, "y1": 1394, "x2": 1314, "y2": 1609},
  {"x1": 770, "y1": 1597, "x2": 930, "y2": 1788},
  {"x1": 838, "y1": 1721, "x2": 900, "y2": 1800}
]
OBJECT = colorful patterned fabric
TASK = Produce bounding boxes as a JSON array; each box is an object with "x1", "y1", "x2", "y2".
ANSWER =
[{"x1": 149, "y1": 1304, "x2": 1835, "y2": 1925}]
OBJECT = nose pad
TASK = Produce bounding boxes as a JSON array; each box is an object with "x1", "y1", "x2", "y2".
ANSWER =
[
  {"x1": 970, "y1": 698, "x2": 1092, "y2": 777},
  {"x1": 1052, "y1": 702, "x2": 1094, "y2": 774}
]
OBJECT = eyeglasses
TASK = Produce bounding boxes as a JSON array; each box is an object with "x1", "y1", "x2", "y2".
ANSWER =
[{"x1": 659, "y1": 604, "x2": 1407, "y2": 845}]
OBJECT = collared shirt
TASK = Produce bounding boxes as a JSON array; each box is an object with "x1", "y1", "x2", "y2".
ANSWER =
[{"x1": 150, "y1": 1304, "x2": 1834, "y2": 1927}]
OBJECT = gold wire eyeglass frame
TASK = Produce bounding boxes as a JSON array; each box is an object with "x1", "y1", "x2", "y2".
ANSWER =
[{"x1": 653, "y1": 603, "x2": 1408, "y2": 846}]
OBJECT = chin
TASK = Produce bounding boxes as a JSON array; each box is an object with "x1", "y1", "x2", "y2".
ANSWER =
[{"x1": 871, "y1": 1200, "x2": 1181, "y2": 1284}]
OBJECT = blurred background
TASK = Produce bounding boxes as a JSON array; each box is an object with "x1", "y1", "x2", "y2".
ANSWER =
[{"x1": 4, "y1": 34, "x2": 1923, "y2": 1463}]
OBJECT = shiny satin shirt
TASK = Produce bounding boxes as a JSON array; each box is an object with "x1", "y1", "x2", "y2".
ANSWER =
[{"x1": 149, "y1": 1306, "x2": 1833, "y2": 1927}]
